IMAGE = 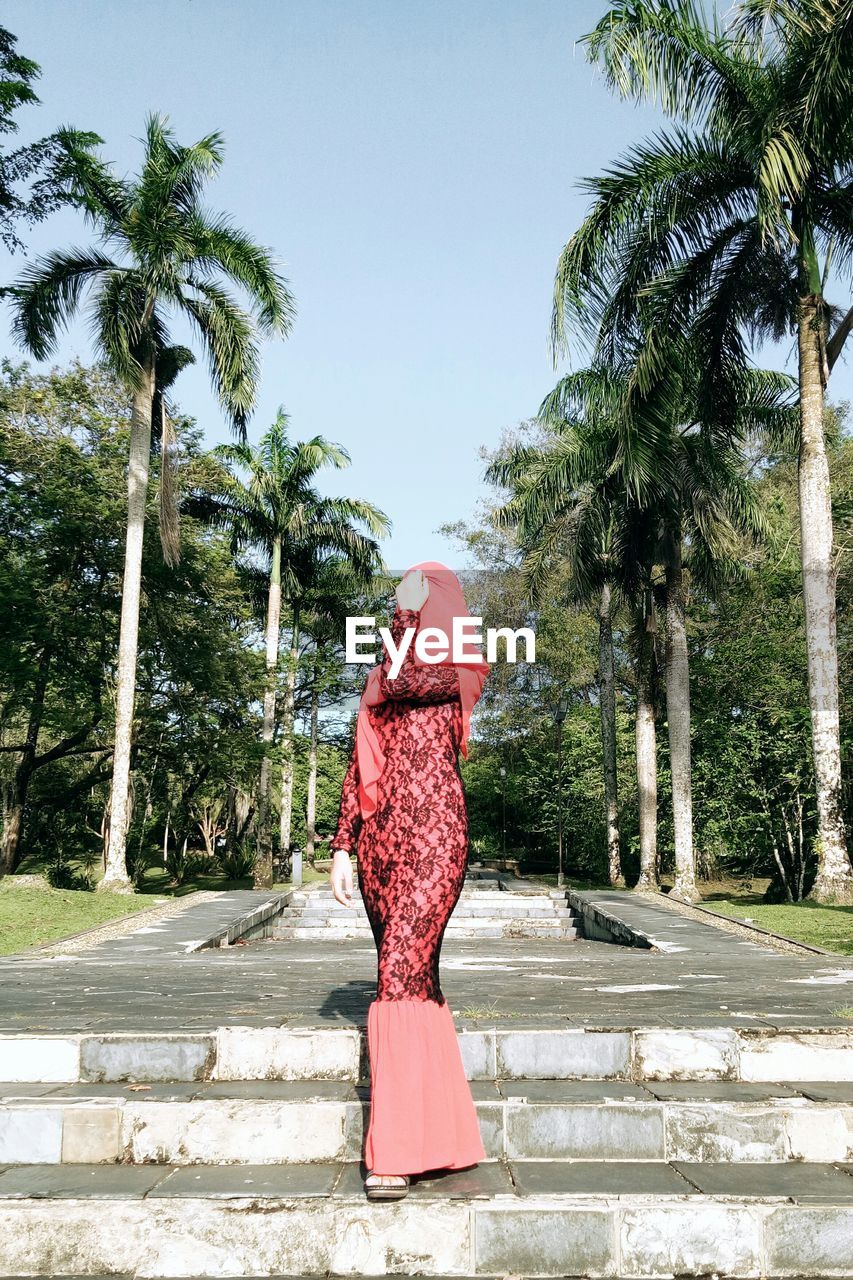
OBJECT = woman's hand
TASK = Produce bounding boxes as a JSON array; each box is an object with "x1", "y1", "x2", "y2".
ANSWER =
[
  {"x1": 330, "y1": 847, "x2": 354, "y2": 906},
  {"x1": 395, "y1": 568, "x2": 429, "y2": 613}
]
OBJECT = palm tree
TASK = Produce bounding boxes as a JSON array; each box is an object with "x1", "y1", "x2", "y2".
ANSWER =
[
  {"x1": 488, "y1": 348, "x2": 786, "y2": 900},
  {"x1": 194, "y1": 409, "x2": 389, "y2": 887},
  {"x1": 486, "y1": 395, "x2": 627, "y2": 888},
  {"x1": 553, "y1": 0, "x2": 853, "y2": 901},
  {"x1": 298, "y1": 559, "x2": 385, "y2": 871},
  {"x1": 6, "y1": 115, "x2": 295, "y2": 891}
]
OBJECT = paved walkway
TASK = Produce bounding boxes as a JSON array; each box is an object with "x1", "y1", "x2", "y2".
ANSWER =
[{"x1": 1, "y1": 887, "x2": 852, "y2": 1034}]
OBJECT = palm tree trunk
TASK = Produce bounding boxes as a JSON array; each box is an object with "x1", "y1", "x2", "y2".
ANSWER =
[
  {"x1": 797, "y1": 289, "x2": 853, "y2": 903},
  {"x1": 100, "y1": 351, "x2": 156, "y2": 893},
  {"x1": 633, "y1": 611, "x2": 659, "y2": 892},
  {"x1": 278, "y1": 605, "x2": 301, "y2": 859},
  {"x1": 664, "y1": 530, "x2": 697, "y2": 902},
  {"x1": 254, "y1": 535, "x2": 282, "y2": 889},
  {"x1": 305, "y1": 657, "x2": 319, "y2": 865},
  {"x1": 598, "y1": 582, "x2": 623, "y2": 886}
]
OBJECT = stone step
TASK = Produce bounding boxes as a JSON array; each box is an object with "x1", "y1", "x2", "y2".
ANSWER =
[
  {"x1": 3, "y1": 1026, "x2": 853, "y2": 1086},
  {"x1": 272, "y1": 924, "x2": 579, "y2": 941},
  {"x1": 279, "y1": 886, "x2": 582, "y2": 944},
  {"x1": 296, "y1": 897, "x2": 575, "y2": 914},
  {"x1": 281, "y1": 910, "x2": 578, "y2": 926},
  {"x1": 298, "y1": 902, "x2": 573, "y2": 918},
  {"x1": 272, "y1": 917, "x2": 578, "y2": 937},
  {"x1": 292, "y1": 919, "x2": 576, "y2": 932},
  {"x1": 298, "y1": 889, "x2": 569, "y2": 907},
  {"x1": 275, "y1": 905, "x2": 578, "y2": 919},
  {"x1": 0, "y1": 1161, "x2": 851, "y2": 1277},
  {"x1": 2, "y1": 1079, "x2": 852, "y2": 1166}
]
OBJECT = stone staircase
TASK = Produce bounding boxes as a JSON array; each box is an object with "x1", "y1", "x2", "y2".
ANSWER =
[
  {"x1": 1, "y1": 1023, "x2": 853, "y2": 1276},
  {"x1": 272, "y1": 881, "x2": 580, "y2": 941}
]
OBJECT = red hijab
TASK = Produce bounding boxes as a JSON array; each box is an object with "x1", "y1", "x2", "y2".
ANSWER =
[{"x1": 354, "y1": 560, "x2": 490, "y2": 819}]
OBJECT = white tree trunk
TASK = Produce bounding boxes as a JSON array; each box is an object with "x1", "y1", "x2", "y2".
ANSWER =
[
  {"x1": 598, "y1": 582, "x2": 623, "y2": 886},
  {"x1": 665, "y1": 534, "x2": 697, "y2": 902},
  {"x1": 100, "y1": 352, "x2": 156, "y2": 893},
  {"x1": 798, "y1": 294, "x2": 853, "y2": 903},
  {"x1": 633, "y1": 614, "x2": 659, "y2": 892},
  {"x1": 305, "y1": 662, "x2": 319, "y2": 867},
  {"x1": 254, "y1": 537, "x2": 282, "y2": 889},
  {"x1": 278, "y1": 611, "x2": 300, "y2": 859}
]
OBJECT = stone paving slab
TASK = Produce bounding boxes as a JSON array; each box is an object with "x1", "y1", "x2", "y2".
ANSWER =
[
  {"x1": 797, "y1": 1083, "x2": 853, "y2": 1102},
  {"x1": 511, "y1": 1161, "x2": 694, "y2": 1196},
  {"x1": 641, "y1": 1080, "x2": 803, "y2": 1100},
  {"x1": 148, "y1": 1162, "x2": 340, "y2": 1198},
  {"x1": 673, "y1": 1161, "x2": 853, "y2": 1200},
  {"x1": 499, "y1": 1080, "x2": 654, "y2": 1100},
  {"x1": 0, "y1": 1078, "x2": 366, "y2": 1101},
  {"x1": 335, "y1": 1158, "x2": 517, "y2": 1198},
  {"x1": 2, "y1": 1159, "x2": 853, "y2": 1201},
  {"x1": 0, "y1": 1163, "x2": 169, "y2": 1197},
  {"x1": 1, "y1": 888, "x2": 853, "y2": 1035}
]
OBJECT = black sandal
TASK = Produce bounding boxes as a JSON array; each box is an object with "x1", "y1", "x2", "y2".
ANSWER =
[{"x1": 364, "y1": 1172, "x2": 410, "y2": 1200}]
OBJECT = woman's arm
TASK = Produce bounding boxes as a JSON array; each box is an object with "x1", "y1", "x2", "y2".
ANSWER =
[
  {"x1": 329, "y1": 736, "x2": 363, "y2": 853},
  {"x1": 379, "y1": 606, "x2": 460, "y2": 703}
]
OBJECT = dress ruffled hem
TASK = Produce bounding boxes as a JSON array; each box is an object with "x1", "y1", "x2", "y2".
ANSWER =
[{"x1": 364, "y1": 996, "x2": 487, "y2": 1176}]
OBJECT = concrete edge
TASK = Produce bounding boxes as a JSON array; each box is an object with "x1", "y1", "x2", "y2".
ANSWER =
[
  {"x1": 182, "y1": 893, "x2": 292, "y2": 953},
  {"x1": 567, "y1": 891, "x2": 658, "y2": 951},
  {"x1": 3, "y1": 1022, "x2": 853, "y2": 1085}
]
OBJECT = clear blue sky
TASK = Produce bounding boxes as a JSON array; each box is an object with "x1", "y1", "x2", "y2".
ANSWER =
[{"x1": 4, "y1": 1, "x2": 851, "y2": 571}]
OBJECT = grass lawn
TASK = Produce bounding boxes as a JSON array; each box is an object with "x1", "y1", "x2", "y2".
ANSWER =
[
  {"x1": 0, "y1": 860, "x2": 333, "y2": 956},
  {"x1": 0, "y1": 883, "x2": 163, "y2": 956},
  {"x1": 698, "y1": 894, "x2": 853, "y2": 955}
]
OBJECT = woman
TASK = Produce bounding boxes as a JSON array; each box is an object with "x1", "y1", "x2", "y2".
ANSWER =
[{"x1": 329, "y1": 561, "x2": 489, "y2": 1200}]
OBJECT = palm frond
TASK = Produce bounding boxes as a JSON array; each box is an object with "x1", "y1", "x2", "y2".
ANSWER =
[
  {"x1": 310, "y1": 495, "x2": 391, "y2": 540},
  {"x1": 88, "y1": 269, "x2": 150, "y2": 386},
  {"x1": 580, "y1": 0, "x2": 755, "y2": 130},
  {"x1": 136, "y1": 113, "x2": 224, "y2": 223},
  {"x1": 7, "y1": 248, "x2": 117, "y2": 359},
  {"x1": 188, "y1": 212, "x2": 296, "y2": 335},
  {"x1": 52, "y1": 127, "x2": 131, "y2": 231},
  {"x1": 179, "y1": 281, "x2": 260, "y2": 435},
  {"x1": 551, "y1": 128, "x2": 757, "y2": 360}
]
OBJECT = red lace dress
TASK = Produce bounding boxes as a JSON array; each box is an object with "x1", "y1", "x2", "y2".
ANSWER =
[{"x1": 331, "y1": 606, "x2": 486, "y2": 1175}]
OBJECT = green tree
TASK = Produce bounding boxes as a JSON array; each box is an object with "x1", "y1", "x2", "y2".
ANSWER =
[
  {"x1": 297, "y1": 557, "x2": 385, "y2": 870},
  {"x1": 191, "y1": 409, "x2": 388, "y2": 887},
  {"x1": 5, "y1": 115, "x2": 295, "y2": 891},
  {"x1": 485, "y1": 385, "x2": 628, "y2": 887},
  {"x1": 0, "y1": 26, "x2": 98, "y2": 252},
  {"x1": 0, "y1": 362, "x2": 122, "y2": 874},
  {"x1": 0, "y1": 360, "x2": 260, "y2": 884},
  {"x1": 487, "y1": 348, "x2": 787, "y2": 900},
  {"x1": 553, "y1": 0, "x2": 853, "y2": 901}
]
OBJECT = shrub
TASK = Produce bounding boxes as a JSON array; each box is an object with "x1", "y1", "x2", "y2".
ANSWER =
[
  {"x1": 44, "y1": 847, "x2": 92, "y2": 891},
  {"x1": 217, "y1": 842, "x2": 256, "y2": 881}
]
